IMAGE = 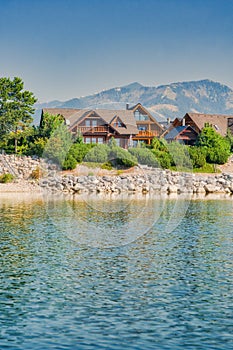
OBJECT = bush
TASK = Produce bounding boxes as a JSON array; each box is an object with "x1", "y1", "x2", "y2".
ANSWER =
[
  {"x1": 109, "y1": 147, "x2": 137, "y2": 168},
  {"x1": 151, "y1": 137, "x2": 168, "y2": 151},
  {"x1": 30, "y1": 167, "x2": 41, "y2": 180},
  {"x1": 62, "y1": 154, "x2": 77, "y2": 170},
  {"x1": 188, "y1": 146, "x2": 206, "y2": 168},
  {"x1": 128, "y1": 147, "x2": 159, "y2": 167},
  {"x1": 101, "y1": 161, "x2": 113, "y2": 170},
  {"x1": 84, "y1": 144, "x2": 109, "y2": 163},
  {"x1": 207, "y1": 146, "x2": 230, "y2": 164},
  {"x1": 27, "y1": 137, "x2": 47, "y2": 157},
  {"x1": 68, "y1": 143, "x2": 93, "y2": 163},
  {"x1": 0, "y1": 173, "x2": 14, "y2": 183},
  {"x1": 167, "y1": 142, "x2": 192, "y2": 169},
  {"x1": 151, "y1": 149, "x2": 172, "y2": 169}
]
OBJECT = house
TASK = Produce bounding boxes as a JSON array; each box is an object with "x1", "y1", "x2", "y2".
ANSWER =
[
  {"x1": 164, "y1": 125, "x2": 198, "y2": 145},
  {"x1": 179, "y1": 112, "x2": 232, "y2": 137},
  {"x1": 161, "y1": 112, "x2": 233, "y2": 143},
  {"x1": 127, "y1": 103, "x2": 164, "y2": 145},
  {"x1": 41, "y1": 103, "x2": 164, "y2": 148}
]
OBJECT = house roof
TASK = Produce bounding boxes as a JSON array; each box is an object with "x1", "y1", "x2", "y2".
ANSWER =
[
  {"x1": 94, "y1": 109, "x2": 138, "y2": 134},
  {"x1": 42, "y1": 108, "x2": 138, "y2": 135},
  {"x1": 42, "y1": 108, "x2": 81, "y2": 119},
  {"x1": 185, "y1": 112, "x2": 231, "y2": 136},
  {"x1": 164, "y1": 125, "x2": 197, "y2": 140},
  {"x1": 128, "y1": 103, "x2": 164, "y2": 131}
]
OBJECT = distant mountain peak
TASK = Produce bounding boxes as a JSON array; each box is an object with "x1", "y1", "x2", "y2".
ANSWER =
[
  {"x1": 123, "y1": 82, "x2": 143, "y2": 89},
  {"x1": 34, "y1": 79, "x2": 233, "y2": 125}
]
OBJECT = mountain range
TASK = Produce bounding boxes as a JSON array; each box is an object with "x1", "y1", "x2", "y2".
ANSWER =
[{"x1": 35, "y1": 79, "x2": 233, "y2": 123}]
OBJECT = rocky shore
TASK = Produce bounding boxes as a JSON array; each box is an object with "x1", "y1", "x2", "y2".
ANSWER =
[
  {"x1": 1, "y1": 154, "x2": 233, "y2": 196},
  {"x1": 39, "y1": 167, "x2": 233, "y2": 196}
]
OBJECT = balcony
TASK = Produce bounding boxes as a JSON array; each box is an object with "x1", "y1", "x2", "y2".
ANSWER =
[
  {"x1": 78, "y1": 126, "x2": 109, "y2": 134},
  {"x1": 135, "y1": 130, "x2": 158, "y2": 138}
]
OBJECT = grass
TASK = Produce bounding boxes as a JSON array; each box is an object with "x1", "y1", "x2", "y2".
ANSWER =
[
  {"x1": 81, "y1": 162, "x2": 103, "y2": 168},
  {"x1": 193, "y1": 163, "x2": 221, "y2": 173},
  {"x1": 0, "y1": 173, "x2": 15, "y2": 183},
  {"x1": 169, "y1": 163, "x2": 221, "y2": 173}
]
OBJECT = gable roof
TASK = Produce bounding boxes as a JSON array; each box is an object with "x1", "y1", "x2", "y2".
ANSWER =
[
  {"x1": 164, "y1": 125, "x2": 198, "y2": 140},
  {"x1": 129, "y1": 103, "x2": 164, "y2": 131},
  {"x1": 185, "y1": 112, "x2": 231, "y2": 136},
  {"x1": 41, "y1": 108, "x2": 138, "y2": 135},
  {"x1": 42, "y1": 108, "x2": 80, "y2": 120}
]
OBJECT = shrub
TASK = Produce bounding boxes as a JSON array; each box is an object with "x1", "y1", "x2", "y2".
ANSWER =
[
  {"x1": 151, "y1": 149, "x2": 172, "y2": 169},
  {"x1": 188, "y1": 146, "x2": 206, "y2": 168},
  {"x1": 128, "y1": 147, "x2": 159, "y2": 167},
  {"x1": 84, "y1": 144, "x2": 109, "y2": 163},
  {"x1": 151, "y1": 137, "x2": 168, "y2": 151},
  {"x1": 0, "y1": 173, "x2": 14, "y2": 183},
  {"x1": 28, "y1": 137, "x2": 47, "y2": 157},
  {"x1": 62, "y1": 154, "x2": 77, "y2": 170},
  {"x1": 207, "y1": 146, "x2": 230, "y2": 164},
  {"x1": 68, "y1": 143, "x2": 93, "y2": 163},
  {"x1": 109, "y1": 147, "x2": 137, "y2": 168},
  {"x1": 167, "y1": 142, "x2": 192, "y2": 169},
  {"x1": 101, "y1": 161, "x2": 113, "y2": 170},
  {"x1": 30, "y1": 167, "x2": 41, "y2": 180}
]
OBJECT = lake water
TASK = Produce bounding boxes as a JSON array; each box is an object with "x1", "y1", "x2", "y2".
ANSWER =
[{"x1": 0, "y1": 193, "x2": 233, "y2": 349}]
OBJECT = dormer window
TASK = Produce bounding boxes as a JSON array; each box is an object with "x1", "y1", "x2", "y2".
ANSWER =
[
  {"x1": 114, "y1": 121, "x2": 123, "y2": 127},
  {"x1": 113, "y1": 116, "x2": 125, "y2": 127}
]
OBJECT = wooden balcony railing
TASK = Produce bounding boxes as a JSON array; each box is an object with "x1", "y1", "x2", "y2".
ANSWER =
[
  {"x1": 136, "y1": 130, "x2": 158, "y2": 137},
  {"x1": 78, "y1": 126, "x2": 109, "y2": 133}
]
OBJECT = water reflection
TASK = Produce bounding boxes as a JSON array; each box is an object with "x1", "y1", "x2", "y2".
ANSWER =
[{"x1": 0, "y1": 195, "x2": 232, "y2": 349}]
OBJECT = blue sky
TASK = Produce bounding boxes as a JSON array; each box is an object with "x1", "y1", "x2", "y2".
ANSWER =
[{"x1": 1, "y1": 0, "x2": 233, "y2": 102}]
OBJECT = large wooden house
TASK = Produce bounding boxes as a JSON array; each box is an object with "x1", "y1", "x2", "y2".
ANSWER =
[
  {"x1": 127, "y1": 103, "x2": 164, "y2": 145},
  {"x1": 41, "y1": 104, "x2": 164, "y2": 148}
]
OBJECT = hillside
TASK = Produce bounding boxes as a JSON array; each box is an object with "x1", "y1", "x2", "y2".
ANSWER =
[{"x1": 35, "y1": 79, "x2": 233, "y2": 123}]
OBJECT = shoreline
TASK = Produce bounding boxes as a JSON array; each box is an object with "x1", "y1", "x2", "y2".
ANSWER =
[{"x1": 1, "y1": 169, "x2": 233, "y2": 198}]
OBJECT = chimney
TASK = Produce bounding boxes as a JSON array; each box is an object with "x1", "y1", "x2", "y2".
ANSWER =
[
  {"x1": 167, "y1": 117, "x2": 170, "y2": 125},
  {"x1": 182, "y1": 118, "x2": 185, "y2": 126},
  {"x1": 126, "y1": 103, "x2": 129, "y2": 110}
]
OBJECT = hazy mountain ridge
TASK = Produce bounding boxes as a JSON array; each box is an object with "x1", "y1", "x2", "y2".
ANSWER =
[{"x1": 35, "y1": 79, "x2": 233, "y2": 123}]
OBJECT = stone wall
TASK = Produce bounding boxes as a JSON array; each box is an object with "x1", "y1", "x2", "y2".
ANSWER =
[
  {"x1": 1, "y1": 155, "x2": 233, "y2": 196},
  {"x1": 0, "y1": 154, "x2": 40, "y2": 179},
  {"x1": 40, "y1": 167, "x2": 233, "y2": 195}
]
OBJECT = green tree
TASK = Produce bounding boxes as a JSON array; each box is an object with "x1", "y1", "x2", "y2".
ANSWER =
[
  {"x1": 0, "y1": 77, "x2": 37, "y2": 153},
  {"x1": 196, "y1": 126, "x2": 231, "y2": 164},
  {"x1": 226, "y1": 129, "x2": 233, "y2": 152},
  {"x1": 39, "y1": 112, "x2": 64, "y2": 138},
  {"x1": 43, "y1": 124, "x2": 73, "y2": 166}
]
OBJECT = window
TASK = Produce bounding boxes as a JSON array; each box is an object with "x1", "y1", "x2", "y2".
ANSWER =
[
  {"x1": 85, "y1": 137, "x2": 103, "y2": 144},
  {"x1": 134, "y1": 109, "x2": 148, "y2": 121},
  {"x1": 92, "y1": 120, "x2": 97, "y2": 127},
  {"x1": 115, "y1": 138, "x2": 121, "y2": 146},
  {"x1": 85, "y1": 120, "x2": 91, "y2": 127},
  {"x1": 138, "y1": 125, "x2": 146, "y2": 131}
]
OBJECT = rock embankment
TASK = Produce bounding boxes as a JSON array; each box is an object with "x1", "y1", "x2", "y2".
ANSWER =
[
  {"x1": 1, "y1": 154, "x2": 233, "y2": 196},
  {"x1": 39, "y1": 167, "x2": 233, "y2": 195},
  {"x1": 0, "y1": 154, "x2": 40, "y2": 179}
]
